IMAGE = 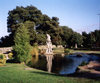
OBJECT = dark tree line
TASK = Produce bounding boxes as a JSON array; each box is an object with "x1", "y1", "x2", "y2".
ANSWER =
[
  {"x1": 0, "y1": 34, "x2": 14, "y2": 47},
  {"x1": 82, "y1": 30, "x2": 100, "y2": 48}
]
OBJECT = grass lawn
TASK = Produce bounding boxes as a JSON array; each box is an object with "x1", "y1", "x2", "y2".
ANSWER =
[
  {"x1": 0, "y1": 63, "x2": 100, "y2": 83},
  {"x1": 53, "y1": 48, "x2": 100, "y2": 55},
  {"x1": 70, "y1": 50, "x2": 100, "y2": 54}
]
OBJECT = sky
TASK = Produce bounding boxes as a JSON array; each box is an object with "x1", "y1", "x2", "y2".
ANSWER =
[{"x1": 0, "y1": 0, "x2": 100, "y2": 38}]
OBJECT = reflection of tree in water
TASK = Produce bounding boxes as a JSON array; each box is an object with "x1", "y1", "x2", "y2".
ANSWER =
[
  {"x1": 52, "y1": 54, "x2": 73, "y2": 73},
  {"x1": 31, "y1": 55, "x2": 38, "y2": 65},
  {"x1": 31, "y1": 46, "x2": 39, "y2": 64},
  {"x1": 31, "y1": 55, "x2": 47, "y2": 70}
]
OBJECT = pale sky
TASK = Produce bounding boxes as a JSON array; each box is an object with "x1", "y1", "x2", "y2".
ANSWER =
[{"x1": 0, "y1": 0, "x2": 100, "y2": 38}]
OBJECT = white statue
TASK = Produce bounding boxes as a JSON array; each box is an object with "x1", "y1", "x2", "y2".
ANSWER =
[
  {"x1": 47, "y1": 34, "x2": 51, "y2": 42},
  {"x1": 46, "y1": 34, "x2": 53, "y2": 54},
  {"x1": 45, "y1": 34, "x2": 53, "y2": 73}
]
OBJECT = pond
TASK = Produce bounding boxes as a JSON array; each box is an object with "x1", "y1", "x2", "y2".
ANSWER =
[
  {"x1": 52, "y1": 53, "x2": 100, "y2": 75},
  {"x1": 31, "y1": 53, "x2": 100, "y2": 75}
]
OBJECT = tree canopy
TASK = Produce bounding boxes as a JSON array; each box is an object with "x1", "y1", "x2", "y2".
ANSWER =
[{"x1": 7, "y1": 5, "x2": 63, "y2": 46}]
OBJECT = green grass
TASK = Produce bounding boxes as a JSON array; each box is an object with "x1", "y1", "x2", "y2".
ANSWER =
[
  {"x1": 53, "y1": 48, "x2": 64, "y2": 54},
  {"x1": 53, "y1": 48, "x2": 100, "y2": 55},
  {"x1": 0, "y1": 63, "x2": 100, "y2": 83},
  {"x1": 71, "y1": 50, "x2": 100, "y2": 54}
]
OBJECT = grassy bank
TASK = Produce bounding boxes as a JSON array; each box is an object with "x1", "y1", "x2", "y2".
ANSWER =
[
  {"x1": 0, "y1": 63, "x2": 100, "y2": 83},
  {"x1": 53, "y1": 48, "x2": 100, "y2": 55},
  {"x1": 71, "y1": 50, "x2": 100, "y2": 54}
]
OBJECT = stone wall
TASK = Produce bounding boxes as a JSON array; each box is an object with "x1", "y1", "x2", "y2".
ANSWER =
[{"x1": 0, "y1": 47, "x2": 12, "y2": 54}]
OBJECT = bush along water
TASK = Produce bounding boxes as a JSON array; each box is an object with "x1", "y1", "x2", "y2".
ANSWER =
[
  {"x1": 64, "y1": 49, "x2": 70, "y2": 55},
  {"x1": 0, "y1": 54, "x2": 6, "y2": 65},
  {"x1": 8, "y1": 52, "x2": 13, "y2": 59}
]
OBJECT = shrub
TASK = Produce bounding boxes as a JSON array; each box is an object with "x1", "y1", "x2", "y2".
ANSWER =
[
  {"x1": 30, "y1": 43, "x2": 39, "y2": 64},
  {"x1": 0, "y1": 54, "x2": 6, "y2": 64},
  {"x1": 8, "y1": 53, "x2": 13, "y2": 59},
  {"x1": 0, "y1": 54, "x2": 4, "y2": 59},
  {"x1": 64, "y1": 49, "x2": 70, "y2": 54},
  {"x1": 39, "y1": 49, "x2": 46, "y2": 55}
]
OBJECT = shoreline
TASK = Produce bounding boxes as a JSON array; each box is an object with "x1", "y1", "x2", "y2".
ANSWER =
[{"x1": 75, "y1": 61, "x2": 100, "y2": 79}]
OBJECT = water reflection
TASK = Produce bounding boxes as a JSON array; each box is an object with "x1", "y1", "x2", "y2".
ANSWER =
[
  {"x1": 31, "y1": 53, "x2": 100, "y2": 75},
  {"x1": 58, "y1": 53, "x2": 100, "y2": 75}
]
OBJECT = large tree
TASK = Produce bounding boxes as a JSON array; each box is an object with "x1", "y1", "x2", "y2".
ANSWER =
[
  {"x1": 7, "y1": 6, "x2": 42, "y2": 32},
  {"x1": 7, "y1": 5, "x2": 62, "y2": 46},
  {"x1": 60, "y1": 26, "x2": 73, "y2": 47}
]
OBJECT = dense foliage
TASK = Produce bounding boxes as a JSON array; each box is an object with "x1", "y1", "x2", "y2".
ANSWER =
[
  {"x1": 7, "y1": 6, "x2": 61, "y2": 46},
  {"x1": 13, "y1": 24, "x2": 31, "y2": 63},
  {"x1": 0, "y1": 33, "x2": 14, "y2": 47},
  {"x1": 6, "y1": 5, "x2": 83, "y2": 47},
  {"x1": 82, "y1": 30, "x2": 100, "y2": 48},
  {"x1": 0, "y1": 54, "x2": 6, "y2": 65}
]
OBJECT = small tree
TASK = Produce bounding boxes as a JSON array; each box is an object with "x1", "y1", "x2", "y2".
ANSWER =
[{"x1": 13, "y1": 24, "x2": 31, "y2": 63}]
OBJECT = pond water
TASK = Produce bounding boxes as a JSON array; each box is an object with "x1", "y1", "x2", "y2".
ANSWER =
[
  {"x1": 52, "y1": 53, "x2": 100, "y2": 75},
  {"x1": 31, "y1": 53, "x2": 100, "y2": 75}
]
